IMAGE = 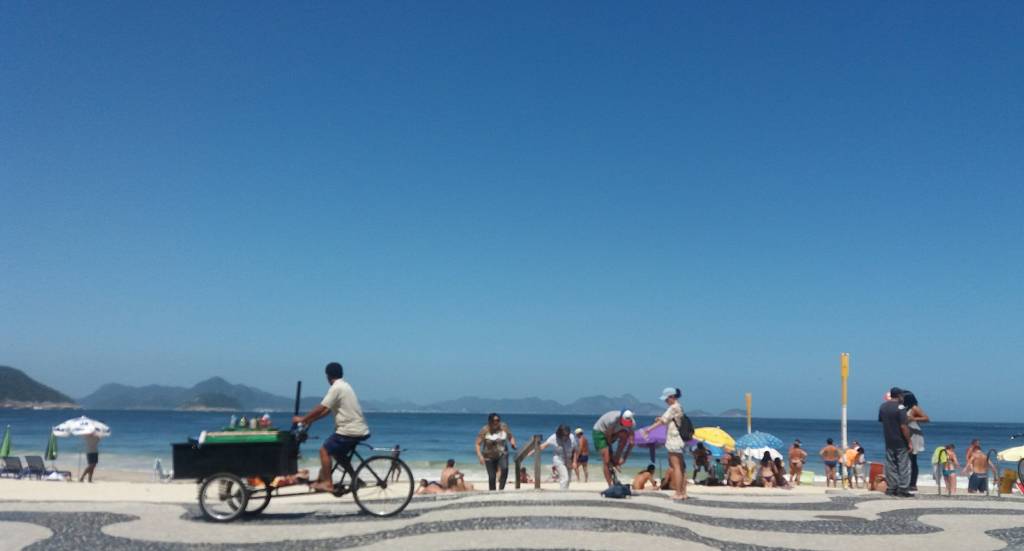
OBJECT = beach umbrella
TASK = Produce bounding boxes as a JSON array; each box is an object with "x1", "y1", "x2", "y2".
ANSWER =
[
  {"x1": 0, "y1": 425, "x2": 10, "y2": 457},
  {"x1": 734, "y1": 431, "x2": 784, "y2": 452},
  {"x1": 45, "y1": 432, "x2": 58, "y2": 461},
  {"x1": 635, "y1": 424, "x2": 667, "y2": 448},
  {"x1": 740, "y1": 447, "x2": 783, "y2": 462},
  {"x1": 693, "y1": 426, "x2": 735, "y2": 449},
  {"x1": 997, "y1": 445, "x2": 1024, "y2": 462},
  {"x1": 52, "y1": 416, "x2": 111, "y2": 438}
]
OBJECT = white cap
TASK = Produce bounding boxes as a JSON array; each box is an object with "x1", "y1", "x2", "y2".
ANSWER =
[
  {"x1": 659, "y1": 387, "x2": 679, "y2": 401},
  {"x1": 620, "y1": 409, "x2": 635, "y2": 427}
]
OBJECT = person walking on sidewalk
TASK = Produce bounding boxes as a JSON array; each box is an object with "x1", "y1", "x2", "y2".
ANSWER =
[{"x1": 878, "y1": 387, "x2": 914, "y2": 497}]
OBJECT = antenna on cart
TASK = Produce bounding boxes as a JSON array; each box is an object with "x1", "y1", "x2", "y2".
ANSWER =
[{"x1": 292, "y1": 380, "x2": 302, "y2": 429}]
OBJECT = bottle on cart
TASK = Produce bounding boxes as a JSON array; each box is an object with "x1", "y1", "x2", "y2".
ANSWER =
[
  {"x1": 238, "y1": 416, "x2": 248, "y2": 429},
  {"x1": 229, "y1": 415, "x2": 237, "y2": 429}
]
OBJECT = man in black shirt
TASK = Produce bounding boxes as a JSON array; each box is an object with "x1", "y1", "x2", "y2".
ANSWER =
[{"x1": 878, "y1": 387, "x2": 914, "y2": 497}]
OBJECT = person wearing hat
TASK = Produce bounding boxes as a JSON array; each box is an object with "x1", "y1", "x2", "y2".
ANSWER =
[
  {"x1": 592, "y1": 409, "x2": 636, "y2": 486},
  {"x1": 879, "y1": 386, "x2": 914, "y2": 497},
  {"x1": 640, "y1": 387, "x2": 687, "y2": 500},
  {"x1": 572, "y1": 428, "x2": 590, "y2": 482}
]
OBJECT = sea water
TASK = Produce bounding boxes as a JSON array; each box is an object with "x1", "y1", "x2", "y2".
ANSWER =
[{"x1": 1, "y1": 409, "x2": 1020, "y2": 483}]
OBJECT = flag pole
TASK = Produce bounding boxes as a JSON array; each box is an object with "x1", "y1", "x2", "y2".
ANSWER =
[
  {"x1": 745, "y1": 392, "x2": 752, "y2": 434},
  {"x1": 840, "y1": 353, "x2": 850, "y2": 449}
]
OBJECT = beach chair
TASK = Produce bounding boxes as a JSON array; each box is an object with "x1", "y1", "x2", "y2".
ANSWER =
[
  {"x1": 22, "y1": 456, "x2": 46, "y2": 479},
  {"x1": 24, "y1": 455, "x2": 70, "y2": 481},
  {"x1": 1, "y1": 457, "x2": 24, "y2": 478}
]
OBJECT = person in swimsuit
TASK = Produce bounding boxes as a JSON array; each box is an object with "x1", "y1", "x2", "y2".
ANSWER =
[
  {"x1": 942, "y1": 443, "x2": 959, "y2": 494},
  {"x1": 820, "y1": 438, "x2": 840, "y2": 487},
  {"x1": 788, "y1": 440, "x2": 807, "y2": 485},
  {"x1": 416, "y1": 479, "x2": 447, "y2": 495},
  {"x1": 692, "y1": 442, "x2": 711, "y2": 482},
  {"x1": 967, "y1": 443, "x2": 991, "y2": 494},
  {"x1": 760, "y1": 451, "x2": 775, "y2": 488},
  {"x1": 631, "y1": 464, "x2": 659, "y2": 490},
  {"x1": 573, "y1": 428, "x2": 590, "y2": 482},
  {"x1": 727, "y1": 457, "x2": 745, "y2": 487},
  {"x1": 772, "y1": 458, "x2": 790, "y2": 488}
]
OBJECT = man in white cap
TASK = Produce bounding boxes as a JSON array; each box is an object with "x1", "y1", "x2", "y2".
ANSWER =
[
  {"x1": 592, "y1": 409, "x2": 636, "y2": 486},
  {"x1": 573, "y1": 427, "x2": 590, "y2": 482}
]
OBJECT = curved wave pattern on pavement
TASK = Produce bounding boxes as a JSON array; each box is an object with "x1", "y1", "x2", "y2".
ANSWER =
[{"x1": 4, "y1": 493, "x2": 1024, "y2": 551}]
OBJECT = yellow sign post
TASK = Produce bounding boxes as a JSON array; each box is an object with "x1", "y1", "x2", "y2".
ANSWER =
[
  {"x1": 840, "y1": 353, "x2": 850, "y2": 449},
  {"x1": 745, "y1": 392, "x2": 752, "y2": 435}
]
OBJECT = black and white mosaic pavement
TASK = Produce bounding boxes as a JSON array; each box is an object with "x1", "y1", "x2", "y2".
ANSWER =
[{"x1": 4, "y1": 491, "x2": 1024, "y2": 551}]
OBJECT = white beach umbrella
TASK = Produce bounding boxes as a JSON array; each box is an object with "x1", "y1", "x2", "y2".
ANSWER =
[
  {"x1": 997, "y1": 445, "x2": 1024, "y2": 463},
  {"x1": 52, "y1": 416, "x2": 111, "y2": 438},
  {"x1": 739, "y1": 447, "x2": 783, "y2": 461}
]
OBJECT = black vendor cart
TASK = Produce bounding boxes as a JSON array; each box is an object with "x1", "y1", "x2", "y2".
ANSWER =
[{"x1": 172, "y1": 382, "x2": 414, "y2": 522}]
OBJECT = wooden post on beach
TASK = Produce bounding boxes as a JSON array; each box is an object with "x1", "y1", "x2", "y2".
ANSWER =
[
  {"x1": 745, "y1": 393, "x2": 752, "y2": 434},
  {"x1": 840, "y1": 353, "x2": 850, "y2": 449}
]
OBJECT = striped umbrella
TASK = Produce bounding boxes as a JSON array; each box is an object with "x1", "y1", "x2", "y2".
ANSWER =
[
  {"x1": 0, "y1": 425, "x2": 10, "y2": 457},
  {"x1": 45, "y1": 431, "x2": 58, "y2": 461}
]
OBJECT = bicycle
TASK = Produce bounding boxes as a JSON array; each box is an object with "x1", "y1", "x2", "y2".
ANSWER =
[
  {"x1": 180, "y1": 426, "x2": 415, "y2": 522},
  {"x1": 1011, "y1": 432, "x2": 1024, "y2": 488}
]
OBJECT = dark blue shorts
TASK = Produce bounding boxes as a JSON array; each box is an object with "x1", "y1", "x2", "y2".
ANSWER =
[{"x1": 323, "y1": 433, "x2": 370, "y2": 462}]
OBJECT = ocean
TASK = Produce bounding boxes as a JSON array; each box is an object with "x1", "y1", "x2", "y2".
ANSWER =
[{"x1": 2, "y1": 409, "x2": 1020, "y2": 482}]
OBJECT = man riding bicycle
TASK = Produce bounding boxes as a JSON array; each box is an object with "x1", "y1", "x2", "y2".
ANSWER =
[{"x1": 293, "y1": 362, "x2": 370, "y2": 493}]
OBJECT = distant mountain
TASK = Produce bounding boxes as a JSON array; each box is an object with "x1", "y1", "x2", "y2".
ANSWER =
[
  {"x1": 79, "y1": 377, "x2": 316, "y2": 411},
  {"x1": 719, "y1": 408, "x2": 745, "y2": 417},
  {"x1": 178, "y1": 392, "x2": 242, "y2": 411},
  {"x1": 0, "y1": 366, "x2": 79, "y2": 409},
  {"x1": 688, "y1": 409, "x2": 714, "y2": 417},
  {"x1": 362, "y1": 394, "x2": 666, "y2": 416}
]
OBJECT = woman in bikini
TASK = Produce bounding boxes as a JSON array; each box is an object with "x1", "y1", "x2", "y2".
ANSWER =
[{"x1": 760, "y1": 451, "x2": 775, "y2": 488}]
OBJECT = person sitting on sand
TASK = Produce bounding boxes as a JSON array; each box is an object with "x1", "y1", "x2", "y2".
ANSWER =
[
  {"x1": 759, "y1": 451, "x2": 775, "y2": 488},
  {"x1": 727, "y1": 457, "x2": 745, "y2": 487},
  {"x1": 788, "y1": 440, "x2": 807, "y2": 486},
  {"x1": 441, "y1": 459, "x2": 474, "y2": 492},
  {"x1": 820, "y1": 438, "x2": 840, "y2": 487},
  {"x1": 708, "y1": 458, "x2": 725, "y2": 486},
  {"x1": 518, "y1": 467, "x2": 532, "y2": 484},
  {"x1": 772, "y1": 458, "x2": 789, "y2": 488},
  {"x1": 416, "y1": 479, "x2": 447, "y2": 495},
  {"x1": 632, "y1": 464, "x2": 659, "y2": 491}
]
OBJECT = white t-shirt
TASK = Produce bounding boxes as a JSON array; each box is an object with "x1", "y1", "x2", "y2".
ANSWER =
[
  {"x1": 320, "y1": 379, "x2": 370, "y2": 437},
  {"x1": 544, "y1": 433, "x2": 578, "y2": 465},
  {"x1": 660, "y1": 402, "x2": 685, "y2": 450},
  {"x1": 593, "y1": 411, "x2": 630, "y2": 434}
]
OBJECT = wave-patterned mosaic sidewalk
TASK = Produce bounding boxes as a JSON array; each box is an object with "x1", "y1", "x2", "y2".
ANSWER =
[{"x1": 3, "y1": 491, "x2": 1024, "y2": 550}]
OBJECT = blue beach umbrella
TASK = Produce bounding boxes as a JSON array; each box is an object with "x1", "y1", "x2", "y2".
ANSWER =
[{"x1": 734, "y1": 431, "x2": 784, "y2": 451}]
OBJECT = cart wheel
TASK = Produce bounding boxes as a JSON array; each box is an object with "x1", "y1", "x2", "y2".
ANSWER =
[
  {"x1": 1018, "y1": 458, "x2": 1024, "y2": 487},
  {"x1": 244, "y1": 488, "x2": 272, "y2": 516},
  {"x1": 198, "y1": 473, "x2": 248, "y2": 522},
  {"x1": 353, "y1": 456, "x2": 414, "y2": 517}
]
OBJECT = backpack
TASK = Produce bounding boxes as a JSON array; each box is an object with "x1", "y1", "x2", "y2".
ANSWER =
[
  {"x1": 601, "y1": 483, "x2": 632, "y2": 499},
  {"x1": 674, "y1": 414, "x2": 695, "y2": 441}
]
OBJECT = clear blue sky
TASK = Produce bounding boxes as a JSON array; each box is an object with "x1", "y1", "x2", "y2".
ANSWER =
[{"x1": 2, "y1": 2, "x2": 1021, "y2": 422}]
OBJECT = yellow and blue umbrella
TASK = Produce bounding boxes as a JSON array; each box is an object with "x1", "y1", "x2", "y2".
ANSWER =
[{"x1": 693, "y1": 426, "x2": 735, "y2": 449}]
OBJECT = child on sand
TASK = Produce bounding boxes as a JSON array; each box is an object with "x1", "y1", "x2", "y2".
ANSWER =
[{"x1": 631, "y1": 464, "x2": 659, "y2": 490}]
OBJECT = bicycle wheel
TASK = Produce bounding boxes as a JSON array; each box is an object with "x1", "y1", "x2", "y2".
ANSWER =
[
  {"x1": 244, "y1": 488, "x2": 271, "y2": 516},
  {"x1": 1018, "y1": 458, "x2": 1024, "y2": 486},
  {"x1": 352, "y1": 456, "x2": 414, "y2": 517},
  {"x1": 198, "y1": 473, "x2": 248, "y2": 522}
]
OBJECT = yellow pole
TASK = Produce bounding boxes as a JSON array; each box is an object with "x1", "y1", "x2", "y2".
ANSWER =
[
  {"x1": 840, "y1": 353, "x2": 849, "y2": 449},
  {"x1": 745, "y1": 392, "x2": 752, "y2": 434}
]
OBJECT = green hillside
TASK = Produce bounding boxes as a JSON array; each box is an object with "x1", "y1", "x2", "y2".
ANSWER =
[{"x1": 0, "y1": 366, "x2": 76, "y2": 404}]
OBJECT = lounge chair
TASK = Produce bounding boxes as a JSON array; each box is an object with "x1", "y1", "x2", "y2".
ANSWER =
[
  {"x1": 1, "y1": 457, "x2": 24, "y2": 478},
  {"x1": 24, "y1": 455, "x2": 71, "y2": 481}
]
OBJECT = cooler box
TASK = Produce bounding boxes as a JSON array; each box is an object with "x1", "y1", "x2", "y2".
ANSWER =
[{"x1": 172, "y1": 432, "x2": 297, "y2": 480}]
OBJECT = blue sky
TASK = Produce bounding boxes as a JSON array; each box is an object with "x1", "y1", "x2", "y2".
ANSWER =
[{"x1": 2, "y1": 2, "x2": 1021, "y2": 421}]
